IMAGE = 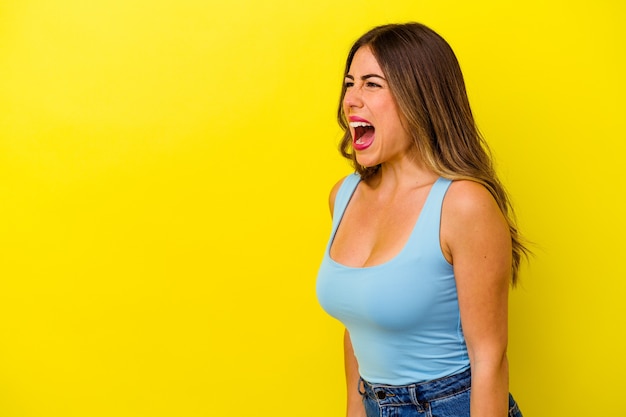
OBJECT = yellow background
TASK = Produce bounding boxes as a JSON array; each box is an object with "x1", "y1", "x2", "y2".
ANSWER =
[{"x1": 1, "y1": 0, "x2": 624, "y2": 415}]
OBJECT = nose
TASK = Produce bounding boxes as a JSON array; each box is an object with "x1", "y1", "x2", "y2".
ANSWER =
[{"x1": 343, "y1": 87, "x2": 363, "y2": 109}]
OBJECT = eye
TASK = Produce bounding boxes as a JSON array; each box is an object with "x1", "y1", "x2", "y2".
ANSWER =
[
  {"x1": 344, "y1": 80, "x2": 354, "y2": 88},
  {"x1": 366, "y1": 81, "x2": 382, "y2": 88}
]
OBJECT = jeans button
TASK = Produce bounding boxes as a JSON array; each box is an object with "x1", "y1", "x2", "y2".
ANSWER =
[{"x1": 376, "y1": 391, "x2": 386, "y2": 400}]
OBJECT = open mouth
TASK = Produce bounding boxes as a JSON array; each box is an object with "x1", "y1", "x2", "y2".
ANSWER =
[{"x1": 350, "y1": 121, "x2": 375, "y2": 151}]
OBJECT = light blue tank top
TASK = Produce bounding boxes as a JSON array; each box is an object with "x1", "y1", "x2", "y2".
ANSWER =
[{"x1": 316, "y1": 174, "x2": 469, "y2": 385}]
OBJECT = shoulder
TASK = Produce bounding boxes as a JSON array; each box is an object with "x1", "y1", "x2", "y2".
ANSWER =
[
  {"x1": 328, "y1": 177, "x2": 346, "y2": 216},
  {"x1": 328, "y1": 173, "x2": 361, "y2": 217},
  {"x1": 441, "y1": 180, "x2": 510, "y2": 262},
  {"x1": 443, "y1": 180, "x2": 501, "y2": 218}
]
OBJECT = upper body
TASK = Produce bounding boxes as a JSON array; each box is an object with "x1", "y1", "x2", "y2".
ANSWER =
[
  {"x1": 317, "y1": 173, "x2": 473, "y2": 385},
  {"x1": 316, "y1": 22, "x2": 525, "y2": 417},
  {"x1": 318, "y1": 170, "x2": 511, "y2": 417}
]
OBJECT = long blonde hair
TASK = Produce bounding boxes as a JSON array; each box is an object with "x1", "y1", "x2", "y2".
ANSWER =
[{"x1": 338, "y1": 23, "x2": 529, "y2": 284}]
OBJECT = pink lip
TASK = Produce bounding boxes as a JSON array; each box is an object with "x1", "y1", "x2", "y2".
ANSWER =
[
  {"x1": 349, "y1": 116, "x2": 375, "y2": 151},
  {"x1": 349, "y1": 116, "x2": 372, "y2": 124}
]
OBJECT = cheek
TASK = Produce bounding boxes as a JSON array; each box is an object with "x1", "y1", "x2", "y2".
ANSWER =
[{"x1": 341, "y1": 96, "x2": 350, "y2": 115}]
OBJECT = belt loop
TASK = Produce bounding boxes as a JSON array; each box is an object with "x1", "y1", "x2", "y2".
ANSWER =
[
  {"x1": 358, "y1": 377, "x2": 367, "y2": 396},
  {"x1": 409, "y1": 384, "x2": 427, "y2": 412}
]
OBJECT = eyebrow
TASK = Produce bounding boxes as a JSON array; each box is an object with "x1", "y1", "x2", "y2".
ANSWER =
[{"x1": 345, "y1": 74, "x2": 387, "y2": 81}]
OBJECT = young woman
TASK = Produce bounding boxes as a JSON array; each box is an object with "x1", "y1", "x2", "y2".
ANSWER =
[{"x1": 317, "y1": 23, "x2": 527, "y2": 417}]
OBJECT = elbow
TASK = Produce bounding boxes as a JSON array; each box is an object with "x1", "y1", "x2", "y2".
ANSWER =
[{"x1": 467, "y1": 343, "x2": 509, "y2": 373}]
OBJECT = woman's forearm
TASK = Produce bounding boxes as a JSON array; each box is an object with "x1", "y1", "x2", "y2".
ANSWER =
[{"x1": 469, "y1": 355, "x2": 509, "y2": 417}]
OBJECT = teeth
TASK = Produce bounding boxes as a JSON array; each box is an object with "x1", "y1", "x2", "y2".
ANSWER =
[{"x1": 349, "y1": 121, "x2": 372, "y2": 128}]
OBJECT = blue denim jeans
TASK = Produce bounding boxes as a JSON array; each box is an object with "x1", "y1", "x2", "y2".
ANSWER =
[{"x1": 359, "y1": 368, "x2": 522, "y2": 417}]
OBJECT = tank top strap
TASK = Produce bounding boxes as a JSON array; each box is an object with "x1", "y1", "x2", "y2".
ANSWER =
[
  {"x1": 425, "y1": 177, "x2": 453, "y2": 217},
  {"x1": 331, "y1": 173, "x2": 361, "y2": 227},
  {"x1": 406, "y1": 177, "x2": 453, "y2": 257},
  {"x1": 418, "y1": 177, "x2": 453, "y2": 230}
]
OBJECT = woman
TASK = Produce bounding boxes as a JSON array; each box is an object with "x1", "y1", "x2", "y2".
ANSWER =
[{"x1": 316, "y1": 23, "x2": 527, "y2": 417}]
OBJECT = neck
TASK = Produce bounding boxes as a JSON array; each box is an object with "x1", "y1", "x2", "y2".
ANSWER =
[{"x1": 368, "y1": 154, "x2": 438, "y2": 191}]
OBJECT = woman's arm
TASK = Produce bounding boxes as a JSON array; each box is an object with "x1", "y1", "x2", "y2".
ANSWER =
[
  {"x1": 442, "y1": 180, "x2": 512, "y2": 417},
  {"x1": 344, "y1": 330, "x2": 366, "y2": 417}
]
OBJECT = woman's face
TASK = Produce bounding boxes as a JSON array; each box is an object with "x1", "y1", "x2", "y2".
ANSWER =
[{"x1": 343, "y1": 46, "x2": 412, "y2": 168}]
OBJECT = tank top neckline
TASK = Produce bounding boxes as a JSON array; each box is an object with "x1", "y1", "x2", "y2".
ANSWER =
[{"x1": 326, "y1": 175, "x2": 449, "y2": 271}]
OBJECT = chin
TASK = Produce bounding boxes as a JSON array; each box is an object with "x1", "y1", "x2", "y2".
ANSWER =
[{"x1": 355, "y1": 153, "x2": 379, "y2": 168}]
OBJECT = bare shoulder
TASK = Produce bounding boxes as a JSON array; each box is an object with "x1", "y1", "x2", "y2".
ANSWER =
[
  {"x1": 443, "y1": 180, "x2": 501, "y2": 217},
  {"x1": 328, "y1": 177, "x2": 347, "y2": 217},
  {"x1": 441, "y1": 180, "x2": 510, "y2": 263}
]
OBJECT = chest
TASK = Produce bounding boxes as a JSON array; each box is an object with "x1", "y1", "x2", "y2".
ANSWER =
[{"x1": 330, "y1": 188, "x2": 429, "y2": 268}]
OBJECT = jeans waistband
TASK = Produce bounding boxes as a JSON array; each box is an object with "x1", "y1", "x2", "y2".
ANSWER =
[{"x1": 359, "y1": 368, "x2": 471, "y2": 406}]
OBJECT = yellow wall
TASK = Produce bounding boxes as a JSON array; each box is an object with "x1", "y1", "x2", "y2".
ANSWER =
[{"x1": 1, "y1": 0, "x2": 624, "y2": 415}]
